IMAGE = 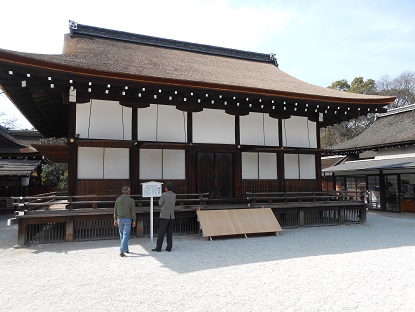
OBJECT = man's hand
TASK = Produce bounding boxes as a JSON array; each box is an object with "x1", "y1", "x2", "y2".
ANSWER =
[
  {"x1": 114, "y1": 220, "x2": 118, "y2": 227},
  {"x1": 132, "y1": 222, "x2": 136, "y2": 228}
]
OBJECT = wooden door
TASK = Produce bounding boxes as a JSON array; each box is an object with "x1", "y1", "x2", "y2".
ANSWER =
[{"x1": 197, "y1": 152, "x2": 233, "y2": 199}]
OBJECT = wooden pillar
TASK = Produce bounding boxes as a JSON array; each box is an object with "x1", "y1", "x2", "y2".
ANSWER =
[
  {"x1": 360, "y1": 205, "x2": 367, "y2": 223},
  {"x1": 66, "y1": 218, "x2": 74, "y2": 242},
  {"x1": 136, "y1": 217, "x2": 144, "y2": 237},
  {"x1": 316, "y1": 151, "x2": 322, "y2": 191},
  {"x1": 379, "y1": 170, "x2": 386, "y2": 211},
  {"x1": 339, "y1": 208, "x2": 345, "y2": 224},
  {"x1": 17, "y1": 220, "x2": 27, "y2": 247},
  {"x1": 187, "y1": 112, "x2": 193, "y2": 144},
  {"x1": 67, "y1": 102, "x2": 77, "y2": 196},
  {"x1": 186, "y1": 149, "x2": 196, "y2": 194},
  {"x1": 130, "y1": 108, "x2": 139, "y2": 194},
  {"x1": 278, "y1": 118, "x2": 285, "y2": 192},
  {"x1": 298, "y1": 209, "x2": 304, "y2": 227},
  {"x1": 277, "y1": 151, "x2": 285, "y2": 192},
  {"x1": 234, "y1": 115, "x2": 242, "y2": 198},
  {"x1": 130, "y1": 145, "x2": 139, "y2": 195},
  {"x1": 186, "y1": 112, "x2": 195, "y2": 194},
  {"x1": 132, "y1": 108, "x2": 138, "y2": 141},
  {"x1": 234, "y1": 150, "x2": 242, "y2": 199},
  {"x1": 315, "y1": 119, "x2": 322, "y2": 191},
  {"x1": 67, "y1": 142, "x2": 77, "y2": 196}
]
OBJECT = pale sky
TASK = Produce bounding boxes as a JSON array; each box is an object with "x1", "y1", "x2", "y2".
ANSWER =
[{"x1": 1, "y1": 0, "x2": 414, "y2": 130}]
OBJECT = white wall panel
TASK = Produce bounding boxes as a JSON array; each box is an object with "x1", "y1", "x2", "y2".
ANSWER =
[
  {"x1": 138, "y1": 104, "x2": 187, "y2": 142},
  {"x1": 103, "y1": 148, "x2": 129, "y2": 179},
  {"x1": 163, "y1": 150, "x2": 185, "y2": 179},
  {"x1": 193, "y1": 109, "x2": 234, "y2": 144},
  {"x1": 78, "y1": 147, "x2": 103, "y2": 179},
  {"x1": 138, "y1": 104, "x2": 157, "y2": 141},
  {"x1": 307, "y1": 120, "x2": 317, "y2": 148},
  {"x1": 240, "y1": 113, "x2": 263, "y2": 145},
  {"x1": 284, "y1": 154, "x2": 299, "y2": 179},
  {"x1": 242, "y1": 152, "x2": 258, "y2": 179},
  {"x1": 299, "y1": 154, "x2": 316, "y2": 179},
  {"x1": 259, "y1": 153, "x2": 277, "y2": 179},
  {"x1": 139, "y1": 149, "x2": 162, "y2": 179},
  {"x1": 240, "y1": 113, "x2": 278, "y2": 146},
  {"x1": 76, "y1": 103, "x2": 91, "y2": 138},
  {"x1": 282, "y1": 116, "x2": 316, "y2": 148},
  {"x1": 76, "y1": 100, "x2": 131, "y2": 140}
]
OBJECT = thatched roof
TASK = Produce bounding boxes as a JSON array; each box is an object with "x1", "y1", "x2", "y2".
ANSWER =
[
  {"x1": 0, "y1": 21, "x2": 396, "y2": 137},
  {"x1": 0, "y1": 159, "x2": 40, "y2": 176},
  {"x1": 330, "y1": 104, "x2": 415, "y2": 153},
  {"x1": 2, "y1": 23, "x2": 395, "y2": 104}
]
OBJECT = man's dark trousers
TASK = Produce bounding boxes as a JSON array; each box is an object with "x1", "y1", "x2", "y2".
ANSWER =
[{"x1": 156, "y1": 217, "x2": 174, "y2": 250}]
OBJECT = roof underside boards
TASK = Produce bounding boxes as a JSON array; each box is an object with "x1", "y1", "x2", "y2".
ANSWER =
[
  {"x1": 0, "y1": 159, "x2": 40, "y2": 176},
  {"x1": 0, "y1": 22, "x2": 395, "y2": 137},
  {"x1": 32, "y1": 144, "x2": 68, "y2": 163},
  {"x1": 0, "y1": 126, "x2": 40, "y2": 156},
  {"x1": 321, "y1": 156, "x2": 346, "y2": 170},
  {"x1": 322, "y1": 156, "x2": 415, "y2": 173},
  {"x1": 330, "y1": 105, "x2": 415, "y2": 154}
]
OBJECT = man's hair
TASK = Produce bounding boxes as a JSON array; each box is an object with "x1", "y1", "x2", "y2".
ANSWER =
[
  {"x1": 122, "y1": 186, "x2": 131, "y2": 194},
  {"x1": 165, "y1": 182, "x2": 174, "y2": 191}
]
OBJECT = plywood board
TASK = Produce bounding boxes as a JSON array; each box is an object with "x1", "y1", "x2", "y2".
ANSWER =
[{"x1": 197, "y1": 208, "x2": 282, "y2": 239}]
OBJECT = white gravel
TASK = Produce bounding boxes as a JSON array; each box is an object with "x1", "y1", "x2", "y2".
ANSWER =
[{"x1": 1, "y1": 211, "x2": 415, "y2": 312}]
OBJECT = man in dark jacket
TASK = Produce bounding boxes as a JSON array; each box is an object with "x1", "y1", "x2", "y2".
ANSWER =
[{"x1": 152, "y1": 182, "x2": 176, "y2": 252}]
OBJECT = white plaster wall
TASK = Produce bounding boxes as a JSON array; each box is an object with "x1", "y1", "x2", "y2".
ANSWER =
[
  {"x1": 103, "y1": 148, "x2": 129, "y2": 179},
  {"x1": 240, "y1": 113, "x2": 279, "y2": 146},
  {"x1": 193, "y1": 109, "x2": 235, "y2": 144},
  {"x1": 138, "y1": 104, "x2": 187, "y2": 142},
  {"x1": 139, "y1": 149, "x2": 162, "y2": 179},
  {"x1": 78, "y1": 147, "x2": 103, "y2": 179},
  {"x1": 242, "y1": 152, "x2": 258, "y2": 179},
  {"x1": 76, "y1": 100, "x2": 132, "y2": 140},
  {"x1": 163, "y1": 150, "x2": 185, "y2": 179},
  {"x1": 78, "y1": 147, "x2": 130, "y2": 179},
  {"x1": 139, "y1": 149, "x2": 185, "y2": 179},
  {"x1": 242, "y1": 152, "x2": 277, "y2": 179},
  {"x1": 299, "y1": 154, "x2": 316, "y2": 179},
  {"x1": 282, "y1": 116, "x2": 317, "y2": 148},
  {"x1": 259, "y1": 153, "x2": 278, "y2": 179},
  {"x1": 284, "y1": 154, "x2": 299, "y2": 179}
]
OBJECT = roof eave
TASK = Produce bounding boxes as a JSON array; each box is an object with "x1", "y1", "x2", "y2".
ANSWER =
[{"x1": 0, "y1": 50, "x2": 396, "y2": 107}]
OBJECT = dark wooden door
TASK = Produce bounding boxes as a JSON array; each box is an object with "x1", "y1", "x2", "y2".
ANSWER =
[{"x1": 197, "y1": 152, "x2": 233, "y2": 199}]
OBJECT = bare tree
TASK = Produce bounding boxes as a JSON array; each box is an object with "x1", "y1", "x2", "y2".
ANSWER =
[
  {"x1": 377, "y1": 71, "x2": 415, "y2": 108},
  {"x1": 0, "y1": 112, "x2": 18, "y2": 129},
  {"x1": 322, "y1": 71, "x2": 415, "y2": 148}
]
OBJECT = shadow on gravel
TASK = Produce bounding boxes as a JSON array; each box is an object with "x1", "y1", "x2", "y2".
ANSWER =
[{"x1": 2, "y1": 211, "x2": 415, "y2": 273}]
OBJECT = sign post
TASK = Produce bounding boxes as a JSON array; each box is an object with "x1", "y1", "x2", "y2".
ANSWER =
[{"x1": 141, "y1": 182, "x2": 163, "y2": 243}]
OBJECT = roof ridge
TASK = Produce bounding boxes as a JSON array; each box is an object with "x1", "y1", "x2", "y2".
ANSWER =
[
  {"x1": 378, "y1": 103, "x2": 415, "y2": 118},
  {"x1": 68, "y1": 20, "x2": 278, "y2": 66}
]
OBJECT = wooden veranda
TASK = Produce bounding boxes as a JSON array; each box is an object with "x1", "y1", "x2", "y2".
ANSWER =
[{"x1": 9, "y1": 191, "x2": 368, "y2": 246}]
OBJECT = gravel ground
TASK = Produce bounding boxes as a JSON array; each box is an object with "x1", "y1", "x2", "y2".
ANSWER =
[{"x1": 1, "y1": 211, "x2": 415, "y2": 312}]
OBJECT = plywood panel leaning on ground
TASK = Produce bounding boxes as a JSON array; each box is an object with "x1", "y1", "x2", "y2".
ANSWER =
[{"x1": 197, "y1": 208, "x2": 282, "y2": 240}]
